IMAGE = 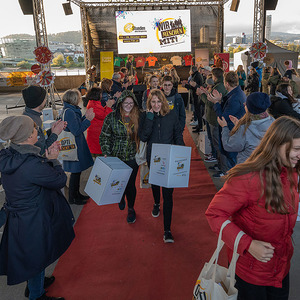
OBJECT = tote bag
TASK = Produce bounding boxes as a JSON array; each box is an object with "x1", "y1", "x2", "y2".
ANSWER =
[
  {"x1": 135, "y1": 141, "x2": 147, "y2": 165},
  {"x1": 57, "y1": 109, "x2": 79, "y2": 161},
  {"x1": 193, "y1": 220, "x2": 245, "y2": 300},
  {"x1": 140, "y1": 162, "x2": 151, "y2": 189}
]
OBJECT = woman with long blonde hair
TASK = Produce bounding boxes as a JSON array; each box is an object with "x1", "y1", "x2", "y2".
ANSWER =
[
  {"x1": 100, "y1": 90, "x2": 140, "y2": 224},
  {"x1": 206, "y1": 116, "x2": 300, "y2": 300},
  {"x1": 138, "y1": 89, "x2": 184, "y2": 243},
  {"x1": 218, "y1": 92, "x2": 274, "y2": 164},
  {"x1": 236, "y1": 64, "x2": 246, "y2": 91}
]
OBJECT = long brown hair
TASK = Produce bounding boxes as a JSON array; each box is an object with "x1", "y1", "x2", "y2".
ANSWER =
[
  {"x1": 146, "y1": 89, "x2": 170, "y2": 116},
  {"x1": 227, "y1": 116, "x2": 300, "y2": 214},
  {"x1": 119, "y1": 96, "x2": 140, "y2": 149}
]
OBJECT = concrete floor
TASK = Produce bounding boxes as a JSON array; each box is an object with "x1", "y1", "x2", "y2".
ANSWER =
[{"x1": 0, "y1": 92, "x2": 299, "y2": 299}]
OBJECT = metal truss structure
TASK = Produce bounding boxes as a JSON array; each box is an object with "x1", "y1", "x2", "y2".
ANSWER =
[
  {"x1": 32, "y1": 0, "x2": 58, "y2": 108},
  {"x1": 253, "y1": 0, "x2": 265, "y2": 42},
  {"x1": 69, "y1": 0, "x2": 228, "y2": 72}
]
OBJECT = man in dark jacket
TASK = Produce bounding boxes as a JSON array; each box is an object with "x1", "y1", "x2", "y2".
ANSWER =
[
  {"x1": 161, "y1": 76, "x2": 186, "y2": 132},
  {"x1": 111, "y1": 72, "x2": 125, "y2": 97},
  {"x1": 208, "y1": 71, "x2": 246, "y2": 177},
  {"x1": 182, "y1": 66, "x2": 204, "y2": 132},
  {"x1": 22, "y1": 86, "x2": 66, "y2": 155}
]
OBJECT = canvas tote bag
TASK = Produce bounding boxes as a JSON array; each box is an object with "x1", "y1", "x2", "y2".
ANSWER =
[
  {"x1": 135, "y1": 141, "x2": 147, "y2": 165},
  {"x1": 140, "y1": 162, "x2": 151, "y2": 188},
  {"x1": 193, "y1": 220, "x2": 245, "y2": 300},
  {"x1": 57, "y1": 109, "x2": 79, "y2": 161}
]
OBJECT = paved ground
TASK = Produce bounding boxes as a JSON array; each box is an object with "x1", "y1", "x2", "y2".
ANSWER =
[{"x1": 0, "y1": 92, "x2": 299, "y2": 299}]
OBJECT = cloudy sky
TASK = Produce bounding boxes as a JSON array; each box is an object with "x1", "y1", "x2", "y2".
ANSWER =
[{"x1": 1, "y1": 0, "x2": 299, "y2": 38}]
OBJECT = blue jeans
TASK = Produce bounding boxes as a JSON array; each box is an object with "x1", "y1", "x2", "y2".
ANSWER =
[{"x1": 28, "y1": 269, "x2": 45, "y2": 300}]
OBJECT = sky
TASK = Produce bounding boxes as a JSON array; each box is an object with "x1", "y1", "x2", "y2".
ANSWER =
[{"x1": 0, "y1": 0, "x2": 300, "y2": 39}]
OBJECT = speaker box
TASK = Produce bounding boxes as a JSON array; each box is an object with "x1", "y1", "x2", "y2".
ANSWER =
[
  {"x1": 62, "y1": 2, "x2": 73, "y2": 15},
  {"x1": 18, "y1": 0, "x2": 33, "y2": 15},
  {"x1": 230, "y1": 0, "x2": 240, "y2": 12},
  {"x1": 265, "y1": 0, "x2": 278, "y2": 10}
]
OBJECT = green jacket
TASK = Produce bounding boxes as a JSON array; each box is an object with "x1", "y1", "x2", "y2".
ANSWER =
[
  {"x1": 99, "y1": 90, "x2": 138, "y2": 162},
  {"x1": 201, "y1": 79, "x2": 227, "y2": 126},
  {"x1": 268, "y1": 74, "x2": 281, "y2": 86}
]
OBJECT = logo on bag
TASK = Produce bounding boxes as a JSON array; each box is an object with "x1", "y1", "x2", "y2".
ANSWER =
[
  {"x1": 60, "y1": 137, "x2": 76, "y2": 151},
  {"x1": 153, "y1": 155, "x2": 161, "y2": 163},
  {"x1": 142, "y1": 172, "x2": 149, "y2": 184},
  {"x1": 177, "y1": 163, "x2": 184, "y2": 170},
  {"x1": 193, "y1": 282, "x2": 208, "y2": 300},
  {"x1": 111, "y1": 180, "x2": 120, "y2": 187},
  {"x1": 93, "y1": 175, "x2": 101, "y2": 185}
]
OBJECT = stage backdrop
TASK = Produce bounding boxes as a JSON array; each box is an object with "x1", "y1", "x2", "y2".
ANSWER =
[{"x1": 116, "y1": 10, "x2": 191, "y2": 54}]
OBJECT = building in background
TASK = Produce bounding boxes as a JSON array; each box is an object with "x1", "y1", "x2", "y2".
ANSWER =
[
  {"x1": 266, "y1": 15, "x2": 272, "y2": 41},
  {"x1": 0, "y1": 38, "x2": 35, "y2": 60}
]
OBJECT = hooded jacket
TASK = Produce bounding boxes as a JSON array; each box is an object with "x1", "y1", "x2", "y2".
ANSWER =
[
  {"x1": 206, "y1": 168, "x2": 298, "y2": 288},
  {"x1": 0, "y1": 143, "x2": 75, "y2": 285},
  {"x1": 221, "y1": 116, "x2": 274, "y2": 164},
  {"x1": 100, "y1": 90, "x2": 140, "y2": 162}
]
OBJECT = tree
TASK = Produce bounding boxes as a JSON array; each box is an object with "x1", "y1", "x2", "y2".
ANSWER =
[
  {"x1": 66, "y1": 56, "x2": 74, "y2": 64},
  {"x1": 52, "y1": 54, "x2": 64, "y2": 66},
  {"x1": 0, "y1": 62, "x2": 4, "y2": 69},
  {"x1": 17, "y1": 60, "x2": 32, "y2": 70},
  {"x1": 77, "y1": 56, "x2": 84, "y2": 63}
]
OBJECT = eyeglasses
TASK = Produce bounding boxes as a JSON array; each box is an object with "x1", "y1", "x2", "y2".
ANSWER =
[
  {"x1": 123, "y1": 102, "x2": 134, "y2": 106},
  {"x1": 163, "y1": 84, "x2": 172, "y2": 87}
]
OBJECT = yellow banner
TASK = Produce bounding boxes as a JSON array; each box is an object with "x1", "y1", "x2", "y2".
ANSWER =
[
  {"x1": 0, "y1": 72, "x2": 35, "y2": 87},
  {"x1": 100, "y1": 52, "x2": 114, "y2": 80}
]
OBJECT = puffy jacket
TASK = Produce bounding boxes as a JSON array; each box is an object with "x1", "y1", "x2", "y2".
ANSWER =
[
  {"x1": 100, "y1": 91, "x2": 139, "y2": 162},
  {"x1": 86, "y1": 100, "x2": 112, "y2": 154},
  {"x1": 269, "y1": 92, "x2": 300, "y2": 120},
  {"x1": 138, "y1": 110, "x2": 184, "y2": 165},
  {"x1": 206, "y1": 168, "x2": 299, "y2": 287},
  {"x1": 246, "y1": 73, "x2": 259, "y2": 93},
  {"x1": 221, "y1": 116, "x2": 274, "y2": 164}
]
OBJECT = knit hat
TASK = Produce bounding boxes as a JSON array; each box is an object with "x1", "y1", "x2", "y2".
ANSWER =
[
  {"x1": 22, "y1": 86, "x2": 46, "y2": 108},
  {"x1": 246, "y1": 92, "x2": 271, "y2": 114},
  {"x1": 0, "y1": 116, "x2": 34, "y2": 143}
]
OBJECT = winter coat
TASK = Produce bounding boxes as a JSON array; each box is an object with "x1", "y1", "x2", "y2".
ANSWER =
[
  {"x1": 111, "y1": 80, "x2": 124, "y2": 97},
  {"x1": 246, "y1": 73, "x2": 259, "y2": 94},
  {"x1": 201, "y1": 79, "x2": 227, "y2": 126},
  {"x1": 23, "y1": 107, "x2": 58, "y2": 155},
  {"x1": 206, "y1": 168, "x2": 298, "y2": 287},
  {"x1": 221, "y1": 116, "x2": 274, "y2": 164},
  {"x1": 268, "y1": 74, "x2": 281, "y2": 95},
  {"x1": 269, "y1": 92, "x2": 300, "y2": 120},
  {"x1": 237, "y1": 71, "x2": 246, "y2": 87},
  {"x1": 162, "y1": 88, "x2": 186, "y2": 132},
  {"x1": 261, "y1": 72, "x2": 270, "y2": 94},
  {"x1": 138, "y1": 110, "x2": 184, "y2": 166},
  {"x1": 62, "y1": 102, "x2": 94, "y2": 173},
  {"x1": 184, "y1": 71, "x2": 203, "y2": 104},
  {"x1": 214, "y1": 85, "x2": 246, "y2": 130},
  {"x1": 86, "y1": 100, "x2": 113, "y2": 155},
  {"x1": 0, "y1": 143, "x2": 75, "y2": 285},
  {"x1": 100, "y1": 92, "x2": 139, "y2": 162}
]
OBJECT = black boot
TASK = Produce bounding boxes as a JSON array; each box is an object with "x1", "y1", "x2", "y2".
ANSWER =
[
  {"x1": 37, "y1": 292, "x2": 65, "y2": 300},
  {"x1": 78, "y1": 192, "x2": 90, "y2": 201},
  {"x1": 69, "y1": 173, "x2": 86, "y2": 205},
  {"x1": 25, "y1": 276, "x2": 56, "y2": 298}
]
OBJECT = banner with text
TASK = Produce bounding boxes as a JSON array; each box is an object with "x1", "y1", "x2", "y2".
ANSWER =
[
  {"x1": 116, "y1": 10, "x2": 191, "y2": 54},
  {"x1": 100, "y1": 52, "x2": 114, "y2": 80}
]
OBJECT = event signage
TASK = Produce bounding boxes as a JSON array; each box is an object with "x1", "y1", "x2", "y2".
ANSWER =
[{"x1": 116, "y1": 10, "x2": 191, "y2": 54}]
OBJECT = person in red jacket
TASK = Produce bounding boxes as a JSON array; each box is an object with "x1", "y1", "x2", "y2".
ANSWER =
[
  {"x1": 206, "y1": 116, "x2": 300, "y2": 300},
  {"x1": 86, "y1": 87, "x2": 115, "y2": 156}
]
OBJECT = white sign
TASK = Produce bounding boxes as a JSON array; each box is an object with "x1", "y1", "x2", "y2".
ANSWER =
[{"x1": 116, "y1": 10, "x2": 191, "y2": 54}]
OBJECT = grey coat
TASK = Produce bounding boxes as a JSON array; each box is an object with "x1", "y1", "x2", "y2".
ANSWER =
[{"x1": 221, "y1": 116, "x2": 274, "y2": 164}]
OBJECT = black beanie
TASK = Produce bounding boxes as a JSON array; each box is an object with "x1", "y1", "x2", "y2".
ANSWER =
[
  {"x1": 246, "y1": 92, "x2": 271, "y2": 114},
  {"x1": 22, "y1": 86, "x2": 46, "y2": 109}
]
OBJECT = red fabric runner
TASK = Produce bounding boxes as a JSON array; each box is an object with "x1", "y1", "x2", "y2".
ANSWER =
[{"x1": 48, "y1": 128, "x2": 225, "y2": 299}]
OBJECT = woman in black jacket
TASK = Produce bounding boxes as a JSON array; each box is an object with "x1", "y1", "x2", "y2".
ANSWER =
[
  {"x1": 245, "y1": 67, "x2": 260, "y2": 94},
  {"x1": 138, "y1": 89, "x2": 184, "y2": 243},
  {"x1": 269, "y1": 83, "x2": 300, "y2": 120}
]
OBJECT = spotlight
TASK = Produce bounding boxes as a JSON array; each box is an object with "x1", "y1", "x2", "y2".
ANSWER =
[{"x1": 62, "y1": 1, "x2": 73, "y2": 15}]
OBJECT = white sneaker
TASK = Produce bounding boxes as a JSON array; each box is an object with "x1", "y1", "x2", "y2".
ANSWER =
[{"x1": 189, "y1": 120, "x2": 198, "y2": 126}]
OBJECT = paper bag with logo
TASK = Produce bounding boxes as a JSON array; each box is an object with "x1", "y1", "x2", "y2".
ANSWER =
[
  {"x1": 193, "y1": 220, "x2": 245, "y2": 300},
  {"x1": 57, "y1": 109, "x2": 78, "y2": 161},
  {"x1": 140, "y1": 163, "x2": 151, "y2": 189}
]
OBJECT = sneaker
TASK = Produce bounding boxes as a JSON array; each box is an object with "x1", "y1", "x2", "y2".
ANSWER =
[
  {"x1": 152, "y1": 204, "x2": 160, "y2": 217},
  {"x1": 119, "y1": 198, "x2": 126, "y2": 210},
  {"x1": 163, "y1": 231, "x2": 174, "y2": 243},
  {"x1": 127, "y1": 208, "x2": 136, "y2": 224},
  {"x1": 212, "y1": 172, "x2": 225, "y2": 178},
  {"x1": 204, "y1": 156, "x2": 217, "y2": 163},
  {"x1": 204, "y1": 153, "x2": 212, "y2": 158},
  {"x1": 208, "y1": 165, "x2": 220, "y2": 172},
  {"x1": 189, "y1": 120, "x2": 198, "y2": 126}
]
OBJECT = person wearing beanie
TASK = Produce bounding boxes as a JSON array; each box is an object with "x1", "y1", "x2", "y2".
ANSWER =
[
  {"x1": 22, "y1": 85, "x2": 66, "y2": 155},
  {"x1": 218, "y1": 92, "x2": 274, "y2": 164},
  {"x1": 0, "y1": 116, "x2": 74, "y2": 300}
]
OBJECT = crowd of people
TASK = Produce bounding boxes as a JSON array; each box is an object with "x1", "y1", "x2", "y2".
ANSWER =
[{"x1": 0, "y1": 56, "x2": 300, "y2": 299}]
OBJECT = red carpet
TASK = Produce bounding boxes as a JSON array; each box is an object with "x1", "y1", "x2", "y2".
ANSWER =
[{"x1": 48, "y1": 128, "x2": 226, "y2": 300}]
